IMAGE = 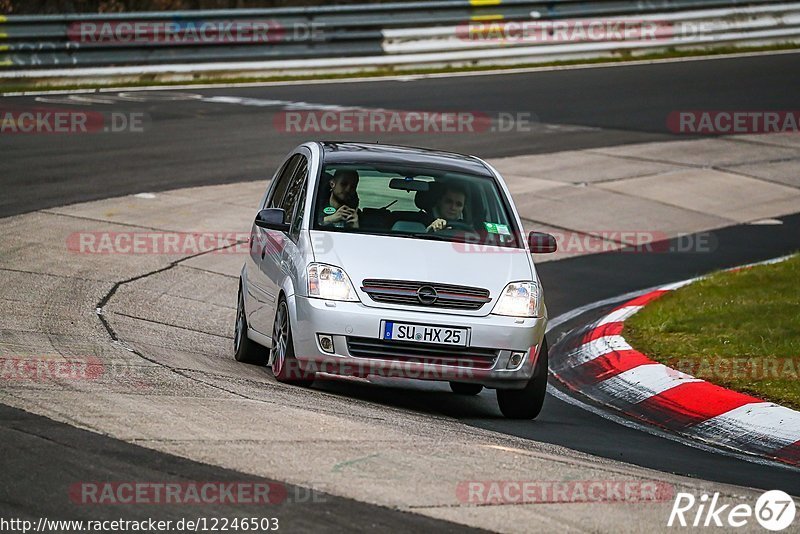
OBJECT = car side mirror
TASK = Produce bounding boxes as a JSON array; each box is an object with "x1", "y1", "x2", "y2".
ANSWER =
[
  {"x1": 528, "y1": 231, "x2": 557, "y2": 254},
  {"x1": 254, "y1": 208, "x2": 290, "y2": 232}
]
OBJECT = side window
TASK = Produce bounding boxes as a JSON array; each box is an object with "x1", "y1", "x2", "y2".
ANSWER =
[
  {"x1": 289, "y1": 183, "x2": 307, "y2": 240},
  {"x1": 267, "y1": 154, "x2": 301, "y2": 209},
  {"x1": 280, "y1": 155, "x2": 308, "y2": 215}
]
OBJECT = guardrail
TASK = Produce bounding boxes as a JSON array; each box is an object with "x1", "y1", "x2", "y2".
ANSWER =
[{"x1": 1, "y1": 0, "x2": 798, "y2": 81}]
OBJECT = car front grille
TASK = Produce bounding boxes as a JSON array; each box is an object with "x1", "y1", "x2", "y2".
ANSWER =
[
  {"x1": 346, "y1": 337, "x2": 498, "y2": 369},
  {"x1": 361, "y1": 279, "x2": 491, "y2": 311}
]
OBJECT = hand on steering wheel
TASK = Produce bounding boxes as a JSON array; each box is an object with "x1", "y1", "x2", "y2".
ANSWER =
[
  {"x1": 442, "y1": 220, "x2": 474, "y2": 231},
  {"x1": 428, "y1": 219, "x2": 473, "y2": 232}
]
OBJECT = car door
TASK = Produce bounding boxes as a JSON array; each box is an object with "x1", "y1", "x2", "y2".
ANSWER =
[
  {"x1": 276, "y1": 154, "x2": 311, "y2": 307},
  {"x1": 245, "y1": 153, "x2": 302, "y2": 336}
]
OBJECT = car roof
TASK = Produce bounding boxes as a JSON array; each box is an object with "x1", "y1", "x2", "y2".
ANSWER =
[{"x1": 318, "y1": 141, "x2": 493, "y2": 176}]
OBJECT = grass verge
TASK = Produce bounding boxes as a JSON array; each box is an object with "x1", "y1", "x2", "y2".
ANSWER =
[
  {"x1": 1, "y1": 43, "x2": 799, "y2": 94},
  {"x1": 624, "y1": 253, "x2": 800, "y2": 410}
]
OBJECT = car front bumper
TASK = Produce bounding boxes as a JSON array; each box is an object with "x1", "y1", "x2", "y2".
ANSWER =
[{"x1": 288, "y1": 295, "x2": 547, "y2": 389}]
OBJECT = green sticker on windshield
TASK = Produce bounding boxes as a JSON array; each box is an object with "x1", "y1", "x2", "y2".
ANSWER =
[
  {"x1": 323, "y1": 206, "x2": 336, "y2": 215},
  {"x1": 484, "y1": 222, "x2": 510, "y2": 235}
]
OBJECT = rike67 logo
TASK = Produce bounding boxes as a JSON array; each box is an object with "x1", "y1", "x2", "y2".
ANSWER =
[{"x1": 668, "y1": 490, "x2": 796, "y2": 531}]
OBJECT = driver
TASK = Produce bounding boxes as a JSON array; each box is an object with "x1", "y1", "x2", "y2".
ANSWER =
[
  {"x1": 319, "y1": 169, "x2": 360, "y2": 229},
  {"x1": 426, "y1": 184, "x2": 467, "y2": 232}
]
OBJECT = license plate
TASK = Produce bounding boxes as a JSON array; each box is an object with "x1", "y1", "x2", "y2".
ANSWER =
[{"x1": 381, "y1": 321, "x2": 468, "y2": 347}]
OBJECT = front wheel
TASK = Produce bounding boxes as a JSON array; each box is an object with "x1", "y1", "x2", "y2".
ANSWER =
[
  {"x1": 496, "y1": 338, "x2": 548, "y2": 419},
  {"x1": 270, "y1": 298, "x2": 315, "y2": 387},
  {"x1": 233, "y1": 286, "x2": 268, "y2": 364}
]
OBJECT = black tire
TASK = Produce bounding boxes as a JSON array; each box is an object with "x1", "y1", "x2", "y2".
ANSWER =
[
  {"x1": 270, "y1": 298, "x2": 315, "y2": 387},
  {"x1": 233, "y1": 286, "x2": 268, "y2": 364},
  {"x1": 496, "y1": 338, "x2": 549, "y2": 419},
  {"x1": 449, "y1": 382, "x2": 483, "y2": 395}
]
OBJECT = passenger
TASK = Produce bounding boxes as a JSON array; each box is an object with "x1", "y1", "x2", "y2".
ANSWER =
[{"x1": 319, "y1": 169, "x2": 360, "y2": 229}]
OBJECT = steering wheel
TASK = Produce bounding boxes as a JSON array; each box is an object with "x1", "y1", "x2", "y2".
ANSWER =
[{"x1": 444, "y1": 220, "x2": 475, "y2": 231}]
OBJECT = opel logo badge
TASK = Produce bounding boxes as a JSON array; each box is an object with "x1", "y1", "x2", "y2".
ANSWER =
[{"x1": 416, "y1": 285, "x2": 438, "y2": 305}]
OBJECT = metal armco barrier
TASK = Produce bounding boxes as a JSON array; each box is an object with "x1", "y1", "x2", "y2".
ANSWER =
[{"x1": 0, "y1": 0, "x2": 798, "y2": 79}]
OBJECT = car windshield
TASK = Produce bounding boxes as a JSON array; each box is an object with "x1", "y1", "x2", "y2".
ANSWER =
[{"x1": 312, "y1": 162, "x2": 521, "y2": 248}]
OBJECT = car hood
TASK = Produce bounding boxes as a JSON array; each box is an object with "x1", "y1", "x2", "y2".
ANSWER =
[{"x1": 310, "y1": 230, "x2": 534, "y2": 316}]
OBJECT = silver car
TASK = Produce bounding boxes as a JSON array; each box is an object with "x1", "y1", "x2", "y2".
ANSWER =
[{"x1": 234, "y1": 142, "x2": 557, "y2": 419}]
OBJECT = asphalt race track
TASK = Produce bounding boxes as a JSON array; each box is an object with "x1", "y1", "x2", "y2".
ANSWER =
[
  {"x1": 305, "y1": 214, "x2": 800, "y2": 495},
  {"x1": 2, "y1": 52, "x2": 800, "y2": 529},
  {"x1": 0, "y1": 404, "x2": 476, "y2": 532},
  {"x1": 2, "y1": 53, "x2": 799, "y2": 217}
]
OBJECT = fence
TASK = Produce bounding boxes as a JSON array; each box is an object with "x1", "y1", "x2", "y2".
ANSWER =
[{"x1": 1, "y1": 0, "x2": 798, "y2": 80}]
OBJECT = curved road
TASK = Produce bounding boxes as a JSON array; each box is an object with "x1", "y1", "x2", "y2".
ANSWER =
[{"x1": 2, "y1": 52, "x2": 799, "y2": 217}]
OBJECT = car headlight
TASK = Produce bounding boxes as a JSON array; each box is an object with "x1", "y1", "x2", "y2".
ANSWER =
[
  {"x1": 492, "y1": 281, "x2": 541, "y2": 318},
  {"x1": 307, "y1": 263, "x2": 359, "y2": 302}
]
